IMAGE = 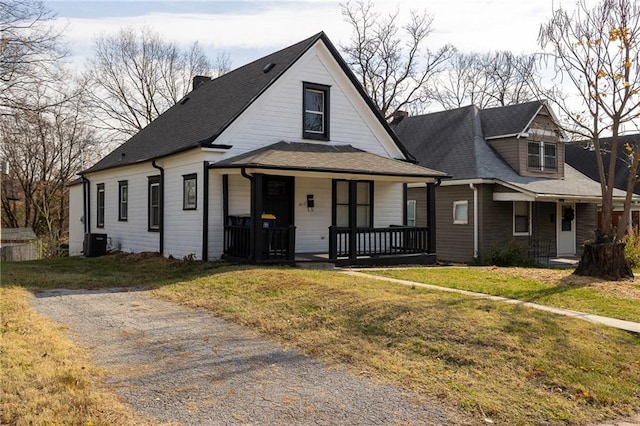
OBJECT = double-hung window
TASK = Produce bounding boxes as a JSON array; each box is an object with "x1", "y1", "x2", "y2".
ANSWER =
[
  {"x1": 527, "y1": 141, "x2": 557, "y2": 171},
  {"x1": 303, "y1": 82, "x2": 330, "y2": 140},
  {"x1": 183, "y1": 174, "x2": 197, "y2": 210},
  {"x1": 118, "y1": 180, "x2": 128, "y2": 221},
  {"x1": 96, "y1": 183, "x2": 105, "y2": 228},
  {"x1": 148, "y1": 176, "x2": 160, "y2": 231},
  {"x1": 513, "y1": 201, "x2": 531, "y2": 236}
]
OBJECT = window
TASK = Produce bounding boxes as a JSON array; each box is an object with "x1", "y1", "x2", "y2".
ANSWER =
[
  {"x1": 333, "y1": 180, "x2": 373, "y2": 228},
  {"x1": 513, "y1": 201, "x2": 531, "y2": 235},
  {"x1": 183, "y1": 174, "x2": 197, "y2": 210},
  {"x1": 148, "y1": 176, "x2": 160, "y2": 231},
  {"x1": 96, "y1": 183, "x2": 105, "y2": 228},
  {"x1": 453, "y1": 200, "x2": 468, "y2": 225},
  {"x1": 406, "y1": 200, "x2": 416, "y2": 226},
  {"x1": 528, "y1": 141, "x2": 557, "y2": 171},
  {"x1": 303, "y1": 82, "x2": 330, "y2": 140},
  {"x1": 335, "y1": 180, "x2": 349, "y2": 227},
  {"x1": 118, "y1": 181, "x2": 128, "y2": 221}
]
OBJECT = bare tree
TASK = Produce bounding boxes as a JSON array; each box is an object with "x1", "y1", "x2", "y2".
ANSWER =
[
  {"x1": 84, "y1": 27, "x2": 227, "y2": 139},
  {"x1": 340, "y1": 0, "x2": 454, "y2": 119},
  {"x1": 538, "y1": 0, "x2": 640, "y2": 279},
  {"x1": 430, "y1": 51, "x2": 537, "y2": 110},
  {"x1": 1, "y1": 80, "x2": 99, "y2": 255},
  {"x1": 0, "y1": 0, "x2": 66, "y2": 114}
]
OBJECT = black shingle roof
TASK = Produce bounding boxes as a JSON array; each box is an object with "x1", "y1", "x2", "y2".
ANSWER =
[
  {"x1": 83, "y1": 32, "x2": 415, "y2": 174},
  {"x1": 391, "y1": 101, "x2": 634, "y2": 200},
  {"x1": 84, "y1": 33, "x2": 321, "y2": 173},
  {"x1": 479, "y1": 101, "x2": 543, "y2": 138}
]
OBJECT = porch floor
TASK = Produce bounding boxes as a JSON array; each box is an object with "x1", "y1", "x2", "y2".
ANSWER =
[{"x1": 548, "y1": 256, "x2": 580, "y2": 269}]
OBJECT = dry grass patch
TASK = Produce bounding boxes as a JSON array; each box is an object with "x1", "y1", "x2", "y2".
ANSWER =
[
  {"x1": 0, "y1": 286, "x2": 154, "y2": 425},
  {"x1": 153, "y1": 267, "x2": 640, "y2": 426}
]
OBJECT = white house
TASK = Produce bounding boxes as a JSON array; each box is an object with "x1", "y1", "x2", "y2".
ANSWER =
[{"x1": 69, "y1": 32, "x2": 446, "y2": 265}]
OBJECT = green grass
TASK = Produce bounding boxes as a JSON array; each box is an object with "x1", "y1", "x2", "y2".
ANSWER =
[
  {"x1": 3, "y1": 256, "x2": 640, "y2": 425},
  {"x1": 367, "y1": 267, "x2": 640, "y2": 322}
]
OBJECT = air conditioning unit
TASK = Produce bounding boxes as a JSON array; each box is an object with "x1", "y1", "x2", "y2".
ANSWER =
[{"x1": 83, "y1": 233, "x2": 107, "y2": 257}]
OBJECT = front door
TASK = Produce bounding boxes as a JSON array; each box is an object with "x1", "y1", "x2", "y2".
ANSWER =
[
  {"x1": 263, "y1": 175, "x2": 294, "y2": 227},
  {"x1": 557, "y1": 203, "x2": 576, "y2": 256}
]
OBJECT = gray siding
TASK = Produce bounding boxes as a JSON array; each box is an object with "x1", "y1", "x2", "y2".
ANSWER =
[
  {"x1": 434, "y1": 185, "x2": 475, "y2": 263},
  {"x1": 488, "y1": 138, "x2": 521, "y2": 173},
  {"x1": 407, "y1": 187, "x2": 428, "y2": 228},
  {"x1": 478, "y1": 184, "x2": 515, "y2": 256}
]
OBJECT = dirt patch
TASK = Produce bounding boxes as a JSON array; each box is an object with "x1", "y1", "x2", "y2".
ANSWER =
[{"x1": 478, "y1": 266, "x2": 640, "y2": 300}]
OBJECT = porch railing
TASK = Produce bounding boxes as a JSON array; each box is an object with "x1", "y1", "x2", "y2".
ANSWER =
[
  {"x1": 223, "y1": 225, "x2": 295, "y2": 261},
  {"x1": 328, "y1": 226, "x2": 429, "y2": 259}
]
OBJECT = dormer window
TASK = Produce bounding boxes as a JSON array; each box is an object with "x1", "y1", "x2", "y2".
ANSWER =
[
  {"x1": 303, "y1": 82, "x2": 330, "y2": 140},
  {"x1": 528, "y1": 141, "x2": 557, "y2": 171}
]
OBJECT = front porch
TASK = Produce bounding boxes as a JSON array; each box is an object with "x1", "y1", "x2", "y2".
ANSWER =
[
  {"x1": 223, "y1": 223, "x2": 436, "y2": 266},
  {"x1": 211, "y1": 141, "x2": 446, "y2": 266}
]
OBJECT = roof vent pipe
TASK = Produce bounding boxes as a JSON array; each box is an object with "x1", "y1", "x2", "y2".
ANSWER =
[{"x1": 192, "y1": 75, "x2": 211, "y2": 90}]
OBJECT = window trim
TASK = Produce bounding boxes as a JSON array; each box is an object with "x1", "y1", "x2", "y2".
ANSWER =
[
  {"x1": 148, "y1": 176, "x2": 161, "y2": 232},
  {"x1": 182, "y1": 173, "x2": 197, "y2": 210},
  {"x1": 513, "y1": 201, "x2": 532, "y2": 236},
  {"x1": 303, "y1": 81, "x2": 330, "y2": 141},
  {"x1": 118, "y1": 180, "x2": 128, "y2": 221},
  {"x1": 96, "y1": 183, "x2": 105, "y2": 228},
  {"x1": 452, "y1": 200, "x2": 468, "y2": 225}
]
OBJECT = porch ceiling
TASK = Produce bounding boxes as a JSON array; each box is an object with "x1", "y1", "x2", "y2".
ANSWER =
[{"x1": 211, "y1": 141, "x2": 448, "y2": 183}]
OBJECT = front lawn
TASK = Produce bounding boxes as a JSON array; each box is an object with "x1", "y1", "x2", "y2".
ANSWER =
[
  {"x1": 366, "y1": 266, "x2": 640, "y2": 322},
  {"x1": 3, "y1": 256, "x2": 640, "y2": 425}
]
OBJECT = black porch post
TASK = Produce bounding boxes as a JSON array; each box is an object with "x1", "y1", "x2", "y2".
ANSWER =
[
  {"x1": 251, "y1": 173, "x2": 264, "y2": 261},
  {"x1": 349, "y1": 180, "x2": 357, "y2": 259},
  {"x1": 427, "y1": 182, "x2": 436, "y2": 253}
]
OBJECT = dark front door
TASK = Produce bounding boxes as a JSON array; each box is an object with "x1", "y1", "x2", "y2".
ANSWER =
[{"x1": 263, "y1": 175, "x2": 294, "y2": 227}]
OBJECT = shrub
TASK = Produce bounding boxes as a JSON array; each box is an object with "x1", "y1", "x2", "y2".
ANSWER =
[
  {"x1": 474, "y1": 240, "x2": 540, "y2": 267},
  {"x1": 623, "y1": 228, "x2": 640, "y2": 268}
]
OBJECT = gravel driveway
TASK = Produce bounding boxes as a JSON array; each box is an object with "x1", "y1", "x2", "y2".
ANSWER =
[{"x1": 31, "y1": 288, "x2": 467, "y2": 425}]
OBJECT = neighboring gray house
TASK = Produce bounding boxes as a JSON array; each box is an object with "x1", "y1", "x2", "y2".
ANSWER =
[
  {"x1": 68, "y1": 32, "x2": 446, "y2": 265},
  {"x1": 565, "y1": 134, "x2": 640, "y2": 230},
  {"x1": 392, "y1": 101, "x2": 630, "y2": 263}
]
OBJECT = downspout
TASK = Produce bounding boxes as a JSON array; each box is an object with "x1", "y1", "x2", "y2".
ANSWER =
[
  {"x1": 470, "y1": 183, "x2": 478, "y2": 259},
  {"x1": 152, "y1": 161, "x2": 164, "y2": 256},
  {"x1": 202, "y1": 161, "x2": 209, "y2": 261},
  {"x1": 81, "y1": 175, "x2": 91, "y2": 234}
]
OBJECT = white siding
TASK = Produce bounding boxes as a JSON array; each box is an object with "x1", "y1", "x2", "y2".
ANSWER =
[
  {"x1": 374, "y1": 182, "x2": 404, "y2": 227},
  {"x1": 78, "y1": 150, "x2": 226, "y2": 259},
  {"x1": 227, "y1": 174, "x2": 251, "y2": 215},
  {"x1": 208, "y1": 172, "x2": 224, "y2": 260},
  {"x1": 294, "y1": 177, "x2": 332, "y2": 253},
  {"x1": 68, "y1": 183, "x2": 84, "y2": 256},
  {"x1": 213, "y1": 42, "x2": 404, "y2": 161}
]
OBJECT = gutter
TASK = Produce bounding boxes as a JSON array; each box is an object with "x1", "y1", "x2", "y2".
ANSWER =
[
  {"x1": 151, "y1": 161, "x2": 165, "y2": 256},
  {"x1": 470, "y1": 183, "x2": 479, "y2": 259}
]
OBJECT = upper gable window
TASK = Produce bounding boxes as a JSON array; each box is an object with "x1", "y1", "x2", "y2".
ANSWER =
[
  {"x1": 528, "y1": 141, "x2": 557, "y2": 171},
  {"x1": 303, "y1": 82, "x2": 330, "y2": 140}
]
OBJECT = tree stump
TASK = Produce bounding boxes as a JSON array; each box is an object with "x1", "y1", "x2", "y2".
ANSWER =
[{"x1": 573, "y1": 241, "x2": 634, "y2": 280}]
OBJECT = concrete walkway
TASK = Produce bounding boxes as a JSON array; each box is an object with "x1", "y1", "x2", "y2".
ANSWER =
[{"x1": 342, "y1": 270, "x2": 640, "y2": 334}]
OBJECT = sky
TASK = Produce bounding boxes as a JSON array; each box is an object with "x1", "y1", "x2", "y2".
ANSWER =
[{"x1": 45, "y1": 0, "x2": 572, "y2": 71}]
